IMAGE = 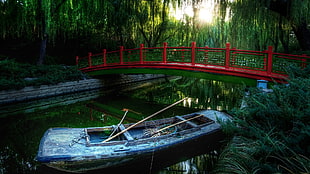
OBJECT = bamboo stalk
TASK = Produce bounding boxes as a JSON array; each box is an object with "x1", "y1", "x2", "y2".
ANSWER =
[
  {"x1": 154, "y1": 114, "x2": 203, "y2": 134},
  {"x1": 101, "y1": 97, "x2": 188, "y2": 143}
]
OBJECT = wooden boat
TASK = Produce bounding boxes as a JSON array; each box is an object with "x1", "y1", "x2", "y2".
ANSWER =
[{"x1": 36, "y1": 110, "x2": 231, "y2": 173}]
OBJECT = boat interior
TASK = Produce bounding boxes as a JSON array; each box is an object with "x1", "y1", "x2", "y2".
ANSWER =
[{"x1": 85, "y1": 113, "x2": 214, "y2": 146}]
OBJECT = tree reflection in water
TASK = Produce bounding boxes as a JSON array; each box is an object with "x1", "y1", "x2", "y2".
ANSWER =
[
  {"x1": 130, "y1": 76, "x2": 244, "y2": 111},
  {"x1": 159, "y1": 151, "x2": 220, "y2": 174}
]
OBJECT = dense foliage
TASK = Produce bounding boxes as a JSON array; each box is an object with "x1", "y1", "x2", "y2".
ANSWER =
[
  {"x1": 214, "y1": 67, "x2": 310, "y2": 173},
  {"x1": 0, "y1": 0, "x2": 309, "y2": 64},
  {"x1": 0, "y1": 59, "x2": 86, "y2": 90}
]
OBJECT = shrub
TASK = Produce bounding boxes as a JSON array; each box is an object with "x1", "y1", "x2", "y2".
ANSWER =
[
  {"x1": 214, "y1": 66, "x2": 310, "y2": 174},
  {"x1": 0, "y1": 59, "x2": 87, "y2": 90}
]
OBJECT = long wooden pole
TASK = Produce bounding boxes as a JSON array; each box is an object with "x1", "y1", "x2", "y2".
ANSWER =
[
  {"x1": 102, "y1": 97, "x2": 188, "y2": 143},
  {"x1": 154, "y1": 114, "x2": 203, "y2": 134}
]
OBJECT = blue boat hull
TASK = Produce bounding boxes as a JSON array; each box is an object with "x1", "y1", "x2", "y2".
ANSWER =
[{"x1": 36, "y1": 110, "x2": 230, "y2": 173}]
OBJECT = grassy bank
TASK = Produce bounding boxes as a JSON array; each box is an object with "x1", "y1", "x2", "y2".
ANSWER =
[
  {"x1": 214, "y1": 66, "x2": 310, "y2": 173},
  {"x1": 0, "y1": 59, "x2": 86, "y2": 90}
]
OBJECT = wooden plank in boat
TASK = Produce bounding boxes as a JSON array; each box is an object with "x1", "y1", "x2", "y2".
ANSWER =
[
  {"x1": 175, "y1": 116, "x2": 198, "y2": 128},
  {"x1": 118, "y1": 124, "x2": 134, "y2": 141}
]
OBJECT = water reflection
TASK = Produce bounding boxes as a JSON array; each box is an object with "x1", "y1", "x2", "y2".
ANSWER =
[
  {"x1": 130, "y1": 76, "x2": 243, "y2": 111},
  {"x1": 159, "y1": 152, "x2": 219, "y2": 174},
  {"x1": 0, "y1": 75, "x2": 244, "y2": 174}
]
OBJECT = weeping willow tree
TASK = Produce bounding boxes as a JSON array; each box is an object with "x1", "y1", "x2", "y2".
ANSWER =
[
  {"x1": 170, "y1": 0, "x2": 310, "y2": 51},
  {"x1": 0, "y1": 0, "x2": 182, "y2": 63},
  {"x1": 0, "y1": 0, "x2": 111, "y2": 63},
  {"x1": 132, "y1": 0, "x2": 167, "y2": 47},
  {"x1": 224, "y1": 0, "x2": 310, "y2": 52},
  {"x1": 0, "y1": 0, "x2": 309, "y2": 64},
  {"x1": 269, "y1": 0, "x2": 310, "y2": 51},
  {"x1": 165, "y1": 0, "x2": 310, "y2": 51},
  {"x1": 225, "y1": 0, "x2": 281, "y2": 50}
]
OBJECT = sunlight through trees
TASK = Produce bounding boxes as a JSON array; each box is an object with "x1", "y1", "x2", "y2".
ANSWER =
[{"x1": 0, "y1": 0, "x2": 309, "y2": 63}]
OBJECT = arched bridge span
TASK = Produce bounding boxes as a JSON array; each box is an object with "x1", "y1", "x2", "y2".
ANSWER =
[{"x1": 76, "y1": 42, "x2": 310, "y2": 82}]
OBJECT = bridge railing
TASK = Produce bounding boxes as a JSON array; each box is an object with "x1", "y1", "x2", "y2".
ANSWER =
[{"x1": 76, "y1": 42, "x2": 310, "y2": 79}]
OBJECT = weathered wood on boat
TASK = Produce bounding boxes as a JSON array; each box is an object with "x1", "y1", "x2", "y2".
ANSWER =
[
  {"x1": 155, "y1": 114, "x2": 204, "y2": 134},
  {"x1": 36, "y1": 110, "x2": 231, "y2": 173},
  {"x1": 102, "y1": 97, "x2": 188, "y2": 143}
]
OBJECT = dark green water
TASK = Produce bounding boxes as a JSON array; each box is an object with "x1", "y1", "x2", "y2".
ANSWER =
[{"x1": 0, "y1": 76, "x2": 245, "y2": 174}]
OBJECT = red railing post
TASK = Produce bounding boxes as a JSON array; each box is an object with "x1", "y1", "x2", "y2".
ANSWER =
[
  {"x1": 120, "y1": 46, "x2": 124, "y2": 64},
  {"x1": 103, "y1": 49, "x2": 107, "y2": 66},
  {"x1": 301, "y1": 54, "x2": 307, "y2": 69},
  {"x1": 266, "y1": 46, "x2": 273, "y2": 74},
  {"x1": 140, "y1": 44, "x2": 144, "y2": 64},
  {"x1": 225, "y1": 43, "x2": 231, "y2": 69},
  {"x1": 88, "y1": 52, "x2": 92, "y2": 67},
  {"x1": 191, "y1": 42, "x2": 196, "y2": 65},
  {"x1": 75, "y1": 56, "x2": 79, "y2": 66},
  {"x1": 163, "y1": 42, "x2": 168, "y2": 63}
]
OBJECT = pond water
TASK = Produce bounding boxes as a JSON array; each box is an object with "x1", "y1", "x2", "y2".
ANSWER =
[{"x1": 0, "y1": 75, "x2": 245, "y2": 174}]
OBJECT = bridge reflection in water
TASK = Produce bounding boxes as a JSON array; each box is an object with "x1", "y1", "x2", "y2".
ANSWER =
[{"x1": 76, "y1": 42, "x2": 310, "y2": 82}]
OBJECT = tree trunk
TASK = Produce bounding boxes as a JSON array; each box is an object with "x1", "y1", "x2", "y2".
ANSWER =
[
  {"x1": 268, "y1": 0, "x2": 310, "y2": 51},
  {"x1": 292, "y1": 22, "x2": 310, "y2": 51},
  {"x1": 278, "y1": 16, "x2": 289, "y2": 53},
  {"x1": 36, "y1": 0, "x2": 67, "y2": 65},
  {"x1": 38, "y1": 33, "x2": 47, "y2": 65},
  {"x1": 37, "y1": 0, "x2": 47, "y2": 65}
]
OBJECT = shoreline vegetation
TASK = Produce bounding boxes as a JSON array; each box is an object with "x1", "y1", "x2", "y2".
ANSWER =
[
  {"x1": 214, "y1": 66, "x2": 310, "y2": 174},
  {"x1": 0, "y1": 59, "x2": 86, "y2": 90}
]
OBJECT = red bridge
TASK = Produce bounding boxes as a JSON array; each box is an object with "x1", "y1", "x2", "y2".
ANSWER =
[{"x1": 76, "y1": 42, "x2": 310, "y2": 82}]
